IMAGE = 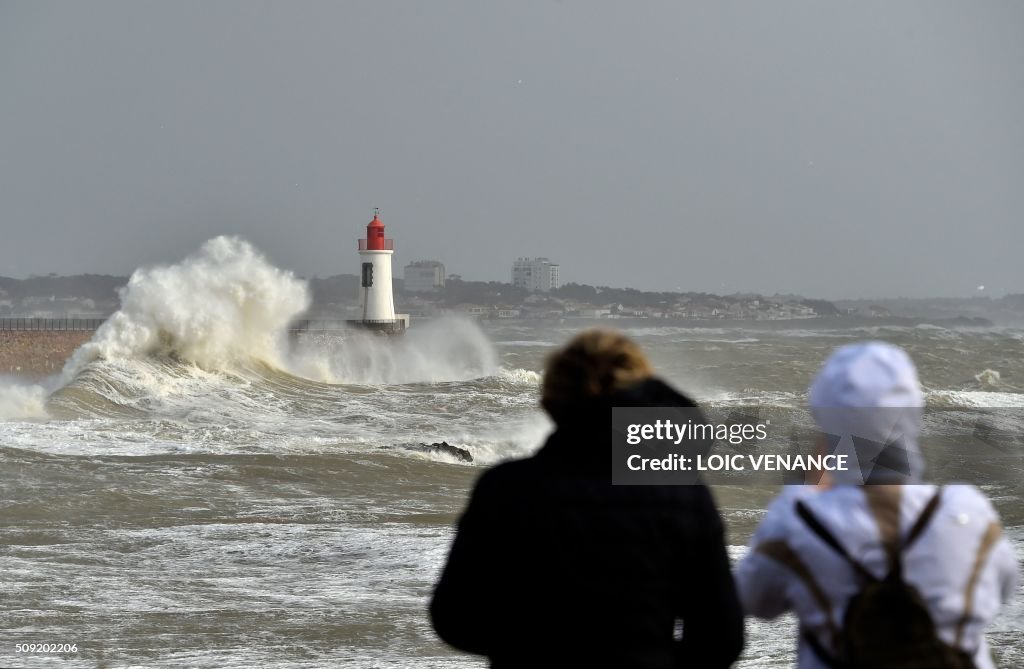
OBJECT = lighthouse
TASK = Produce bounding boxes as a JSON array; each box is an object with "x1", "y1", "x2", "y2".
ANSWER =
[{"x1": 354, "y1": 209, "x2": 406, "y2": 334}]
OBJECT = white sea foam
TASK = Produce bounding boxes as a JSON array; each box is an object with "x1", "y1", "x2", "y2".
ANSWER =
[
  {"x1": 775, "y1": 329, "x2": 854, "y2": 339},
  {"x1": 704, "y1": 389, "x2": 803, "y2": 408},
  {"x1": 496, "y1": 367, "x2": 542, "y2": 385},
  {"x1": 441, "y1": 412, "x2": 552, "y2": 465},
  {"x1": 65, "y1": 236, "x2": 309, "y2": 377},
  {"x1": 927, "y1": 390, "x2": 1024, "y2": 408},
  {"x1": 974, "y1": 368, "x2": 1002, "y2": 388},
  {"x1": 36, "y1": 237, "x2": 502, "y2": 396},
  {"x1": 495, "y1": 339, "x2": 556, "y2": 346},
  {"x1": 678, "y1": 337, "x2": 760, "y2": 344},
  {"x1": 0, "y1": 237, "x2": 513, "y2": 450},
  {"x1": 289, "y1": 316, "x2": 498, "y2": 385},
  {"x1": 0, "y1": 377, "x2": 49, "y2": 420}
]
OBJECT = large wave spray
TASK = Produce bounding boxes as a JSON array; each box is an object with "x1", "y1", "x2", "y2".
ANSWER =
[
  {"x1": 0, "y1": 236, "x2": 512, "y2": 423},
  {"x1": 0, "y1": 377, "x2": 49, "y2": 420},
  {"x1": 65, "y1": 236, "x2": 310, "y2": 375},
  {"x1": 290, "y1": 315, "x2": 498, "y2": 385}
]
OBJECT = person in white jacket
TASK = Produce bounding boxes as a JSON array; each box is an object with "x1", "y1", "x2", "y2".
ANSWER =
[{"x1": 735, "y1": 341, "x2": 1019, "y2": 669}]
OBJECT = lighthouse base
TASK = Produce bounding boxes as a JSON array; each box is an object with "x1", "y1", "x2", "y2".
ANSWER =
[
  {"x1": 344, "y1": 319, "x2": 407, "y2": 335},
  {"x1": 289, "y1": 316, "x2": 408, "y2": 336}
]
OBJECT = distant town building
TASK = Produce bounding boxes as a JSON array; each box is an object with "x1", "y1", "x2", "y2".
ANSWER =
[
  {"x1": 511, "y1": 257, "x2": 560, "y2": 293},
  {"x1": 404, "y1": 260, "x2": 446, "y2": 293}
]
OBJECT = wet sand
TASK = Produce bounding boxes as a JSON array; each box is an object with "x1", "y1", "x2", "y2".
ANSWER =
[{"x1": 0, "y1": 331, "x2": 92, "y2": 377}]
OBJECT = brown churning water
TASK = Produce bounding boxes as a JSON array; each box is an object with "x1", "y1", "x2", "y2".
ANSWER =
[{"x1": 1, "y1": 315, "x2": 1021, "y2": 667}]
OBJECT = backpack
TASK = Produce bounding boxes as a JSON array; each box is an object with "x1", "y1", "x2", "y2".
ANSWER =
[{"x1": 796, "y1": 488, "x2": 978, "y2": 669}]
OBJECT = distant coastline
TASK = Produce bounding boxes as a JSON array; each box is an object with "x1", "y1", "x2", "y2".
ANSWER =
[{"x1": 2, "y1": 273, "x2": 1022, "y2": 327}]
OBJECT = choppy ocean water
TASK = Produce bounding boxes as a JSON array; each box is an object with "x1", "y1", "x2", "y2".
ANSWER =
[
  {"x1": 1, "y1": 241, "x2": 1021, "y2": 667},
  {"x1": 2, "y1": 320, "x2": 1022, "y2": 668}
]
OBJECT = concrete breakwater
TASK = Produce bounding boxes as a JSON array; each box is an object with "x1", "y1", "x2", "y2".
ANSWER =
[{"x1": 0, "y1": 330, "x2": 93, "y2": 377}]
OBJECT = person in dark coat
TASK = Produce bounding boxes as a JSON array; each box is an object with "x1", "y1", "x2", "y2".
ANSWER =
[{"x1": 430, "y1": 329, "x2": 744, "y2": 668}]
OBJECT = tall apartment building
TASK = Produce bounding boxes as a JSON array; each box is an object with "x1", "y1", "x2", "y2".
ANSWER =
[
  {"x1": 511, "y1": 257, "x2": 560, "y2": 292},
  {"x1": 403, "y1": 260, "x2": 446, "y2": 293}
]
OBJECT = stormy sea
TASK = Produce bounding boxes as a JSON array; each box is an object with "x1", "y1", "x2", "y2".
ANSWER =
[{"x1": 1, "y1": 238, "x2": 1021, "y2": 668}]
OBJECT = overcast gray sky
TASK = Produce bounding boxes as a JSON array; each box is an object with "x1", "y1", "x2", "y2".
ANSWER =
[{"x1": 2, "y1": 1, "x2": 1022, "y2": 298}]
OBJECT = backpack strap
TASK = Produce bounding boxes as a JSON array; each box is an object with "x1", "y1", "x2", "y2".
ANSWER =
[
  {"x1": 797, "y1": 487, "x2": 944, "y2": 578},
  {"x1": 795, "y1": 498, "x2": 878, "y2": 663},
  {"x1": 885, "y1": 486, "x2": 943, "y2": 576},
  {"x1": 758, "y1": 539, "x2": 845, "y2": 664},
  {"x1": 796, "y1": 500, "x2": 877, "y2": 583},
  {"x1": 954, "y1": 520, "x2": 1003, "y2": 649},
  {"x1": 902, "y1": 487, "x2": 943, "y2": 552},
  {"x1": 864, "y1": 485, "x2": 903, "y2": 572},
  {"x1": 803, "y1": 628, "x2": 850, "y2": 669}
]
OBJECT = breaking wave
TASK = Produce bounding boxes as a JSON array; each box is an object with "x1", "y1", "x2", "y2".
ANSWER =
[
  {"x1": 65, "y1": 236, "x2": 310, "y2": 376},
  {"x1": 975, "y1": 368, "x2": 1002, "y2": 388},
  {"x1": 926, "y1": 390, "x2": 1024, "y2": 409},
  {"x1": 60, "y1": 236, "x2": 503, "y2": 386},
  {"x1": 495, "y1": 368, "x2": 543, "y2": 386},
  {"x1": 1, "y1": 237, "x2": 515, "y2": 429}
]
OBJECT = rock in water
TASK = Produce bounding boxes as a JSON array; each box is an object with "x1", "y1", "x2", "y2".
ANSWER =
[
  {"x1": 418, "y1": 441, "x2": 473, "y2": 463},
  {"x1": 382, "y1": 441, "x2": 473, "y2": 463}
]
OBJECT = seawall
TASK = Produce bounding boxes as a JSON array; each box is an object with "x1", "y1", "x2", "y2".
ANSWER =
[{"x1": 0, "y1": 331, "x2": 93, "y2": 378}]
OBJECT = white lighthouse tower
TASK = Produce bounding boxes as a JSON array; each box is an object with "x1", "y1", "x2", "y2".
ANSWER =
[{"x1": 355, "y1": 209, "x2": 405, "y2": 333}]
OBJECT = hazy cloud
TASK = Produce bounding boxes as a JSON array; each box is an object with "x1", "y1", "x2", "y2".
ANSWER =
[{"x1": 2, "y1": 1, "x2": 1022, "y2": 298}]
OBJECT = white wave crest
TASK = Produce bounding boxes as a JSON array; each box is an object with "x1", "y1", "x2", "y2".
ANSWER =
[
  {"x1": 496, "y1": 367, "x2": 542, "y2": 385},
  {"x1": 65, "y1": 236, "x2": 309, "y2": 376},
  {"x1": 434, "y1": 413, "x2": 552, "y2": 466},
  {"x1": 927, "y1": 390, "x2": 1024, "y2": 408},
  {"x1": 975, "y1": 369, "x2": 1002, "y2": 388},
  {"x1": 23, "y1": 236, "x2": 505, "y2": 429}
]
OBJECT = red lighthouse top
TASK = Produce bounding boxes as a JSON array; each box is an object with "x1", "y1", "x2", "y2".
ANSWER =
[{"x1": 359, "y1": 208, "x2": 394, "y2": 251}]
